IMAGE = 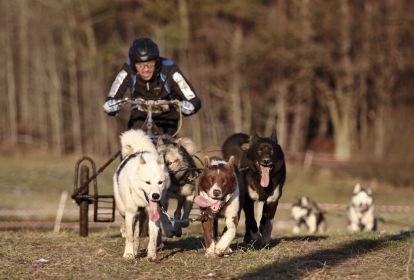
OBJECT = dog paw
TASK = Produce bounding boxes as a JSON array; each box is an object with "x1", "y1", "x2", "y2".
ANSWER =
[
  {"x1": 147, "y1": 255, "x2": 159, "y2": 262},
  {"x1": 123, "y1": 252, "x2": 135, "y2": 259},
  {"x1": 164, "y1": 229, "x2": 176, "y2": 238},
  {"x1": 180, "y1": 221, "x2": 190, "y2": 228},
  {"x1": 173, "y1": 227, "x2": 182, "y2": 237},
  {"x1": 205, "y1": 251, "x2": 218, "y2": 258},
  {"x1": 223, "y1": 247, "x2": 233, "y2": 254},
  {"x1": 259, "y1": 237, "x2": 271, "y2": 246},
  {"x1": 214, "y1": 247, "x2": 232, "y2": 257}
]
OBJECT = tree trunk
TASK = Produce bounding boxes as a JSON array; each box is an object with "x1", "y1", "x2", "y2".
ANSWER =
[
  {"x1": 230, "y1": 24, "x2": 243, "y2": 133},
  {"x1": 178, "y1": 0, "x2": 202, "y2": 146},
  {"x1": 320, "y1": 0, "x2": 357, "y2": 162},
  {"x1": 290, "y1": 0, "x2": 313, "y2": 153},
  {"x1": 63, "y1": 0, "x2": 82, "y2": 154},
  {"x1": 17, "y1": 0, "x2": 31, "y2": 139},
  {"x1": 4, "y1": 1, "x2": 18, "y2": 144},
  {"x1": 46, "y1": 38, "x2": 64, "y2": 154},
  {"x1": 265, "y1": 81, "x2": 288, "y2": 149},
  {"x1": 373, "y1": 0, "x2": 400, "y2": 160}
]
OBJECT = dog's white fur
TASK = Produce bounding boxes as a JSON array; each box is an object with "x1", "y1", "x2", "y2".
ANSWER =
[
  {"x1": 120, "y1": 129, "x2": 156, "y2": 157},
  {"x1": 206, "y1": 194, "x2": 239, "y2": 257},
  {"x1": 291, "y1": 196, "x2": 326, "y2": 234},
  {"x1": 347, "y1": 183, "x2": 376, "y2": 232},
  {"x1": 114, "y1": 129, "x2": 170, "y2": 260}
]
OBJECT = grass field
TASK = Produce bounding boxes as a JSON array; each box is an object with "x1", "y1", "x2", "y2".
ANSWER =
[
  {"x1": 0, "y1": 230, "x2": 412, "y2": 279},
  {"x1": 0, "y1": 154, "x2": 413, "y2": 279}
]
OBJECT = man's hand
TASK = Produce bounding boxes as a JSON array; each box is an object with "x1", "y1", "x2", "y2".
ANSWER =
[
  {"x1": 180, "y1": 100, "x2": 195, "y2": 115},
  {"x1": 103, "y1": 99, "x2": 121, "y2": 115}
]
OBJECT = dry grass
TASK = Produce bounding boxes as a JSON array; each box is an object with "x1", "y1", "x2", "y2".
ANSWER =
[
  {"x1": 0, "y1": 229, "x2": 413, "y2": 279},
  {"x1": 0, "y1": 154, "x2": 414, "y2": 279}
]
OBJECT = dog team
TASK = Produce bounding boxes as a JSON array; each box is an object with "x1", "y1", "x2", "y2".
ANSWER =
[{"x1": 113, "y1": 128, "x2": 376, "y2": 260}]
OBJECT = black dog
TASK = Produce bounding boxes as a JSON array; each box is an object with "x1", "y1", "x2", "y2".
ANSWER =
[{"x1": 222, "y1": 129, "x2": 286, "y2": 244}]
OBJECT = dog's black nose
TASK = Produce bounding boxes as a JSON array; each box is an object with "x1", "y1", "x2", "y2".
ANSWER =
[
  {"x1": 152, "y1": 193, "x2": 160, "y2": 201},
  {"x1": 213, "y1": 189, "x2": 221, "y2": 197},
  {"x1": 262, "y1": 158, "x2": 272, "y2": 165}
]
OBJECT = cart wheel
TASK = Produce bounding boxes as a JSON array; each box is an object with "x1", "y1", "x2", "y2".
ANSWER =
[{"x1": 79, "y1": 165, "x2": 89, "y2": 237}]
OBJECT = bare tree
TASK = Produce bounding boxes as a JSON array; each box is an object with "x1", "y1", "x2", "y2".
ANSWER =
[
  {"x1": 3, "y1": 2, "x2": 18, "y2": 144},
  {"x1": 317, "y1": 0, "x2": 358, "y2": 161},
  {"x1": 289, "y1": 0, "x2": 314, "y2": 153},
  {"x1": 229, "y1": 24, "x2": 244, "y2": 133}
]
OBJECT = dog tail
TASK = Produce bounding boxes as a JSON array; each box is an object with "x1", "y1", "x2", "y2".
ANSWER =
[
  {"x1": 221, "y1": 133, "x2": 250, "y2": 165},
  {"x1": 120, "y1": 129, "x2": 156, "y2": 157}
]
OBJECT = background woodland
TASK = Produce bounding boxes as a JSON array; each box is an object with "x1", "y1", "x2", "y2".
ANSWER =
[{"x1": 0, "y1": 0, "x2": 413, "y2": 163}]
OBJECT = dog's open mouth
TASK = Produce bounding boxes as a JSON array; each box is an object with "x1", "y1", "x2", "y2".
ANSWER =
[
  {"x1": 148, "y1": 200, "x2": 160, "y2": 222},
  {"x1": 257, "y1": 161, "x2": 273, "y2": 187},
  {"x1": 194, "y1": 195, "x2": 223, "y2": 214},
  {"x1": 143, "y1": 191, "x2": 161, "y2": 222},
  {"x1": 358, "y1": 204, "x2": 370, "y2": 213}
]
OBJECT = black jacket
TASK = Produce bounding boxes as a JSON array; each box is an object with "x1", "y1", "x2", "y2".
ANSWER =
[{"x1": 106, "y1": 58, "x2": 201, "y2": 123}]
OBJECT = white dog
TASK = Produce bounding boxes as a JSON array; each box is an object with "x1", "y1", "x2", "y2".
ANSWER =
[
  {"x1": 114, "y1": 129, "x2": 170, "y2": 260},
  {"x1": 347, "y1": 183, "x2": 377, "y2": 232},
  {"x1": 291, "y1": 196, "x2": 326, "y2": 234}
]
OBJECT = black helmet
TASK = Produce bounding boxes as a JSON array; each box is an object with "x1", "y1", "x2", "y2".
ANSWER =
[{"x1": 128, "y1": 37, "x2": 159, "y2": 64}]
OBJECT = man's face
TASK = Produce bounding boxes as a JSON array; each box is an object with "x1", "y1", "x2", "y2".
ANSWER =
[{"x1": 135, "y1": 60, "x2": 156, "y2": 81}]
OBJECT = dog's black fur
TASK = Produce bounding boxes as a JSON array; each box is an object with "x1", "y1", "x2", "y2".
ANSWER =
[{"x1": 222, "y1": 129, "x2": 286, "y2": 244}]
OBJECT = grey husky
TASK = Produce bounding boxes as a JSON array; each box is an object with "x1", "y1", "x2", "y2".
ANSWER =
[
  {"x1": 157, "y1": 137, "x2": 201, "y2": 237},
  {"x1": 347, "y1": 183, "x2": 377, "y2": 232},
  {"x1": 291, "y1": 196, "x2": 326, "y2": 234}
]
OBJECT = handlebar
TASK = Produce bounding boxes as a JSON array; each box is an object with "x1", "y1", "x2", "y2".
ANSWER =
[
  {"x1": 110, "y1": 97, "x2": 183, "y2": 138},
  {"x1": 115, "y1": 97, "x2": 180, "y2": 107}
]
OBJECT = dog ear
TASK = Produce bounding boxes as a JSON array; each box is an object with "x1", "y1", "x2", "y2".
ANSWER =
[
  {"x1": 249, "y1": 131, "x2": 259, "y2": 144},
  {"x1": 270, "y1": 128, "x2": 278, "y2": 143},
  {"x1": 227, "y1": 155, "x2": 235, "y2": 167},
  {"x1": 157, "y1": 154, "x2": 164, "y2": 165},
  {"x1": 156, "y1": 137, "x2": 164, "y2": 148},
  {"x1": 203, "y1": 156, "x2": 210, "y2": 167},
  {"x1": 140, "y1": 154, "x2": 147, "y2": 164},
  {"x1": 123, "y1": 144, "x2": 134, "y2": 157},
  {"x1": 301, "y1": 196, "x2": 309, "y2": 207},
  {"x1": 353, "y1": 183, "x2": 361, "y2": 194}
]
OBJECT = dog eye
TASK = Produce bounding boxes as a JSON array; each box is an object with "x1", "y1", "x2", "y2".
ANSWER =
[
  {"x1": 145, "y1": 181, "x2": 151, "y2": 185},
  {"x1": 158, "y1": 181, "x2": 163, "y2": 185}
]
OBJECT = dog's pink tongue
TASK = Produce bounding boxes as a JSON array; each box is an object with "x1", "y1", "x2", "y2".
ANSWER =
[
  {"x1": 260, "y1": 166, "x2": 270, "y2": 187},
  {"x1": 194, "y1": 196, "x2": 221, "y2": 212},
  {"x1": 194, "y1": 195, "x2": 213, "y2": 208},
  {"x1": 148, "y1": 200, "x2": 160, "y2": 222}
]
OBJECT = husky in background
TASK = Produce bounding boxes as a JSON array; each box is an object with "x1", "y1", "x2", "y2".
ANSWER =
[
  {"x1": 114, "y1": 129, "x2": 170, "y2": 260},
  {"x1": 291, "y1": 196, "x2": 326, "y2": 234},
  {"x1": 347, "y1": 183, "x2": 377, "y2": 232}
]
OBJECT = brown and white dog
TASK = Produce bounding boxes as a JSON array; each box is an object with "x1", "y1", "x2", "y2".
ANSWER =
[{"x1": 193, "y1": 156, "x2": 243, "y2": 257}]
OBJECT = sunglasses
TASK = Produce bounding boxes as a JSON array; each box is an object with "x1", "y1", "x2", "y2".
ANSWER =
[{"x1": 136, "y1": 61, "x2": 156, "y2": 70}]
